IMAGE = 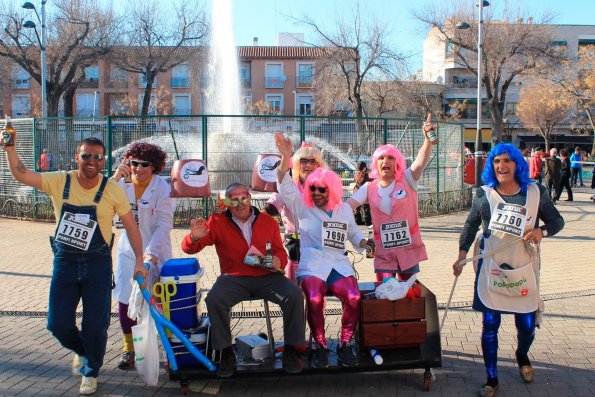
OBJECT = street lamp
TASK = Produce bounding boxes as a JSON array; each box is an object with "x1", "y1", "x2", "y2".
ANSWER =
[
  {"x1": 456, "y1": 0, "x2": 489, "y2": 188},
  {"x1": 22, "y1": 1, "x2": 47, "y2": 119}
]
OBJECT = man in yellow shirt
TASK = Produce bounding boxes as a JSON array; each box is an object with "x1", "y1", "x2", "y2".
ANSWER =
[{"x1": 1, "y1": 136, "x2": 145, "y2": 395}]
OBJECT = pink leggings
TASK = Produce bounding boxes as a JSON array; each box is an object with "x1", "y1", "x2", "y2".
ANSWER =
[
  {"x1": 375, "y1": 272, "x2": 413, "y2": 282},
  {"x1": 300, "y1": 275, "x2": 360, "y2": 347}
]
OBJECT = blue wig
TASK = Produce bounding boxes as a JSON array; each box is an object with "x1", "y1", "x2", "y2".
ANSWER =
[{"x1": 481, "y1": 143, "x2": 532, "y2": 193}]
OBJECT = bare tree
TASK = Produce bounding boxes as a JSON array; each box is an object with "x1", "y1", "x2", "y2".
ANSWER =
[
  {"x1": 294, "y1": 1, "x2": 404, "y2": 119},
  {"x1": 544, "y1": 46, "x2": 595, "y2": 155},
  {"x1": 517, "y1": 79, "x2": 574, "y2": 152},
  {"x1": 362, "y1": 80, "x2": 443, "y2": 119},
  {"x1": 109, "y1": 0, "x2": 207, "y2": 116},
  {"x1": 0, "y1": 0, "x2": 117, "y2": 116},
  {"x1": 413, "y1": 1, "x2": 557, "y2": 146}
]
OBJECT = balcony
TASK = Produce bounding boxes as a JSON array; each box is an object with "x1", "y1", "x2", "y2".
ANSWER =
[
  {"x1": 106, "y1": 81, "x2": 129, "y2": 90},
  {"x1": 173, "y1": 107, "x2": 191, "y2": 115},
  {"x1": 240, "y1": 78, "x2": 251, "y2": 88},
  {"x1": 171, "y1": 77, "x2": 190, "y2": 88},
  {"x1": 265, "y1": 76, "x2": 284, "y2": 89},
  {"x1": 79, "y1": 78, "x2": 99, "y2": 89},
  {"x1": 446, "y1": 79, "x2": 478, "y2": 89},
  {"x1": 296, "y1": 76, "x2": 313, "y2": 88}
]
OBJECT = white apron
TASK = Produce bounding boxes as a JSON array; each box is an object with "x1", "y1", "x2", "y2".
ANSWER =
[{"x1": 476, "y1": 184, "x2": 540, "y2": 313}]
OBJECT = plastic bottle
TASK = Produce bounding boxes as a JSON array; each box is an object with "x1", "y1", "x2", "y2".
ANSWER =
[
  {"x1": 2, "y1": 116, "x2": 15, "y2": 147},
  {"x1": 369, "y1": 348, "x2": 383, "y2": 365},
  {"x1": 424, "y1": 121, "x2": 438, "y2": 144},
  {"x1": 365, "y1": 230, "x2": 374, "y2": 258},
  {"x1": 263, "y1": 242, "x2": 274, "y2": 269}
]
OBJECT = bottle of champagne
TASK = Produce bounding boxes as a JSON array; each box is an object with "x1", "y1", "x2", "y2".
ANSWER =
[
  {"x1": 366, "y1": 230, "x2": 375, "y2": 259},
  {"x1": 263, "y1": 242, "x2": 274, "y2": 269}
]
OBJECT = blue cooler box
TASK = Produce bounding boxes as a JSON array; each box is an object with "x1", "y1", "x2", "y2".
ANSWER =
[
  {"x1": 170, "y1": 320, "x2": 209, "y2": 367},
  {"x1": 161, "y1": 258, "x2": 204, "y2": 329}
]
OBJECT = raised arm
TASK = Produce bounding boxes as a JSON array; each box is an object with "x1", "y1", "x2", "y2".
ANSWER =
[
  {"x1": 1, "y1": 138, "x2": 42, "y2": 190},
  {"x1": 275, "y1": 132, "x2": 293, "y2": 182},
  {"x1": 410, "y1": 113, "x2": 437, "y2": 182}
]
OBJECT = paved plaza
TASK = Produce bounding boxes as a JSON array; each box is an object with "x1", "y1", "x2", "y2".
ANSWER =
[{"x1": 0, "y1": 189, "x2": 594, "y2": 396}]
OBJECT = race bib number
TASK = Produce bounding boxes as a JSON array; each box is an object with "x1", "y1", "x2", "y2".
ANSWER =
[
  {"x1": 55, "y1": 211, "x2": 98, "y2": 251},
  {"x1": 488, "y1": 203, "x2": 527, "y2": 237},
  {"x1": 380, "y1": 220, "x2": 411, "y2": 249},
  {"x1": 322, "y1": 221, "x2": 347, "y2": 251},
  {"x1": 115, "y1": 204, "x2": 138, "y2": 229}
]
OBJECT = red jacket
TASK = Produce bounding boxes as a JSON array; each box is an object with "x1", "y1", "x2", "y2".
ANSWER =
[
  {"x1": 181, "y1": 207, "x2": 288, "y2": 276},
  {"x1": 529, "y1": 155, "x2": 543, "y2": 178}
]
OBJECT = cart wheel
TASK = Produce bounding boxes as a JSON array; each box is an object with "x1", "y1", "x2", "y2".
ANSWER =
[
  {"x1": 423, "y1": 370, "x2": 432, "y2": 391},
  {"x1": 180, "y1": 379, "x2": 189, "y2": 395}
]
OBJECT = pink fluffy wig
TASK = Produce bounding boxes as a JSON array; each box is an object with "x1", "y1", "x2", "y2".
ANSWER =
[
  {"x1": 303, "y1": 168, "x2": 344, "y2": 211},
  {"x1": 369, "y1": 144, "x2": 406, "y2": 181}
]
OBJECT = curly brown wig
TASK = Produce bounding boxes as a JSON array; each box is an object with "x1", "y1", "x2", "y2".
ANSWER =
[{"x1": 121, "y1": 142, "x2": 167, "y2": 174}]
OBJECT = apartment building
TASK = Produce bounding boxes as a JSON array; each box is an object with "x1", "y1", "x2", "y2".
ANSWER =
[
  {"x1": 422, "y1": 24, "x2": 595, "y2": 150},
  {"x1": 1, "y1": 41, "x2": 323, "y2": 118}
]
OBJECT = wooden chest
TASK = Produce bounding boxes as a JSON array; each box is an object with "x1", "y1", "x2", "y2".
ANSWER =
[{"x1": 358, "y1": 283, "x2": 427, "y2": 348}]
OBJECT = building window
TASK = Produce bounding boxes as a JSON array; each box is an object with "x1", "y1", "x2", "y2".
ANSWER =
[
  {"x1": 242, "y1": 91, "x2": 253, "y2": 112},
  {"x1": 12, "y1": 94, "x2": 31, "y2": 117},
  {"x1": 171, "y1": 64, "x2": 190, "y2": 88},
  {"x1": 264, "y1": 94, "x2": 282, "y2": 113},
  {"x1": 139, "y1": 74, "x2": 158, "y2": 88},
  {"x1": 13, "y1": 66, "x2": 30, "y2": 89},
  {"x1": 506, "y1": 102, "x2": 517, "y2": 115},
  {"x1": 296, "y1": 94, "x2": 314, "y2": 115},
  {"x1": 110, "y1": 67, "x2": 128, "y2": 83},
  {"x1": 297, "y1": 63, "x2": 313, "y2": 87},
  {"x1": 265, "y1": 63, "x2": 284, "y2": 88},
  {"x1": 85, "y1": 65, "x2": 99, "y2": 82},
  {"x1": 109, "y1": 94, "x2": 129, "y2": 115},
  {"x1": 76, "y1": 93, "x2": 99, "y2": 116},
  {"x1": 172, "y1": 94, "x2": 191, "y2": 115},
  {"x1": 240, "y1": 62, "x2": 251, "y2": 84},
  {"x1": 138, "y1": 94, "x2": 157, "y2": 115}
]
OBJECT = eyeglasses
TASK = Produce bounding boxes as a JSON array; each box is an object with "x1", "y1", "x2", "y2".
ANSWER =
[
  {"x1": 309, "y1": 185, "x2": 327, "y2": 194},
  {"x1": 80, "y1": 153, "x2": 105, "y2": 161},
  {"x1": 300, "y1": 158, "x2": 318, "y2": 166},
  {"x1": 130, "y1": 160, "x2": 151, "y2": 168},
  {"x1": 223, "y1": 195, "x2": 251, "y2": 208}
]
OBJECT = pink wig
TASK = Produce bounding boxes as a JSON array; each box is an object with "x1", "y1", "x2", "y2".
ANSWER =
[
  {"x1": 303, "y1": 168, "x2": 344, "y2": 211},
  {"x1": 369, "y1": 144, "x2": 406, "y2": 181},
  {"x1": 291, "y1": 142, "x2": 323, "y2": 184}
]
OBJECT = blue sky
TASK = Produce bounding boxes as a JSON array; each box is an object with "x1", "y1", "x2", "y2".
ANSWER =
[{"x1": 204, "y1": 0, "x2": 594, "y2": 72}]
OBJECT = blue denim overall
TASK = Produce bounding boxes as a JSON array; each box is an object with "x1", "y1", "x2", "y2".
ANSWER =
[{"x1": 47, "y1": 174, "x2": 113, "y2": 378}]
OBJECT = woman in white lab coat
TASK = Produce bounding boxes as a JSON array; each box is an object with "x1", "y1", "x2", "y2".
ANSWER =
[{"x1": 112, "y1": 142, "x2": 176, "y2": 370}]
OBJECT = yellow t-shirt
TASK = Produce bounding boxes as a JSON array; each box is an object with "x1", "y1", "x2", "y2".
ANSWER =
[{"x1": 41, "y1": 171, "x2": 132, "y2": 244}]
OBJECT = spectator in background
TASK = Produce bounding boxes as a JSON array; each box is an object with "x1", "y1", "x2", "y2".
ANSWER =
[
  {"x1": 37, "y1": 148, "x2": 50, "y2": 171},
  {"x1": 570, "y1": 146, "x2": 583, "y2": 187},
  {"x1": 352, "y1": 161, "x2": 372, "y2": 226},
  {"x1": 529, "y1": 147, "x2": 543, "y2": 185},
  {"x1": 522, "y1": 148, "x2": 531, "y2": 167},
  {"x1": 545, "y1": 148, "x2": 561, "y2": 203},
  {"x1": 557, "y1": 149, "x2": 573, "y2": 201}
]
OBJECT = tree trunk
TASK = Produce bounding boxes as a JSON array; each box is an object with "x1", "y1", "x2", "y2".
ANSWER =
[
  {"x1": 141, "y1": 74, "x2": 155, "y2": 116},
  {"x1": 489, "y1": 101, "x2": 504, "y2": 148},
  {"x1": 63, "y1": 87, "x2": 77, "y2": 118}
]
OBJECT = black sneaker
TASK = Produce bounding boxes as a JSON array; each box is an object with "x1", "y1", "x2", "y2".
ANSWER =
[
  {"x1": 310, "y1": 346, "x2": 329, "y2": 368},
  {"x1": 336, "y1": 343, "x2": 358, "y2": 367},
  {"x1": 282, "y1": 345, "x2": 302, "y2": 374},
  {"x1": 216, "y1": 347, "x2": 237, "y2": 378},
  {"x1": 117, "y1": 351, "x2": 135, "y2": 370}
]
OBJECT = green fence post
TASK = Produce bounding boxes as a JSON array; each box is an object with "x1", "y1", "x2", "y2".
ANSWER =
[
  {"x1": 299, "y1": 116, "x2": 305, "y2": 143},
  {"x1": 202, "y1": 115, "x2": 209, "y2": 217},
  {"x1": 436, "y1": 124, "x2": 441, "y2": 209},
  {"x1": 106, "y1": 116, "x2": 113, "y2": 177},
  {"x1": 383, "y1": 118, "x2": 388, "y2": 145},
  {"x1": 33, "y1": 118, "x2": 39, "y2": 221}
]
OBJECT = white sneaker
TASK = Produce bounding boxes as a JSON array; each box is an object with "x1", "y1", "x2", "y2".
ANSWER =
[
  {"x1": 72, "y1": 354, "x2": 84, "y2": 376},
  {"x1": 79, "y1": 376, "x2": 97, "y2": 395}
]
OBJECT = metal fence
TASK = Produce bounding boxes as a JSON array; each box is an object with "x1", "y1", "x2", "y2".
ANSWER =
[{"x1": 0, "y1": 115, "x2": 470, "y2": 225}]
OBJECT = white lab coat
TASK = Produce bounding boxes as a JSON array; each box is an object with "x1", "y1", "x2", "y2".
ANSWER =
[
  {"x1": 113, "y1": 175, "x2": 176, "y2": 304},
  {"x1": 278, "y1": 173, "x2": 364, "y2": 281}
]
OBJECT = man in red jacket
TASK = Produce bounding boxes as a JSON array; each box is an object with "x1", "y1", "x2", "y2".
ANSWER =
[
  {"x1": 529, "y1": 147, "x2": 543, "y2": 185},
  {"x1": 181, "y1": 182, "x2": 305, "y2": 378}
]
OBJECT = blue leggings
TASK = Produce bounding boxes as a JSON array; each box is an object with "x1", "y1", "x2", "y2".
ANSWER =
[{"x1": 482, "y1": 311, "x2": 536, "y2": 379}]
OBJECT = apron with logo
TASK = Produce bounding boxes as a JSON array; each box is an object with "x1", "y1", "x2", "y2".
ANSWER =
[{"x1": 476, "y1": 184, "x2": 540, "y2": 313}]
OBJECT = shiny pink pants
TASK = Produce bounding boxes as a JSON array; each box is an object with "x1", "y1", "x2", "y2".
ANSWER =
[
  {"x1": 300, "y1": 276, "x2": 360, "y2": 347},
  {"x1": 375, "y1": 272, "x2": 413, "y2": 282}
]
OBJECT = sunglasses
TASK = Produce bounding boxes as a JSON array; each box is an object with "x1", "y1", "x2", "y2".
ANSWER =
[
  {"x1": 80, "y1": 153, "x2": 105, "y2": 161},
  {"x1": 300, "y1": 158, "x2": 318, "y2": 166},
  {"x1": 130, "y1": 160, "x2": 152, "y2": 168},
  {"x1": 309, "y1": 185, "x2": 327, "y2": 194},
  {"x1": 223, "y1": 195, "x2": 251, "y2": 208}
]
